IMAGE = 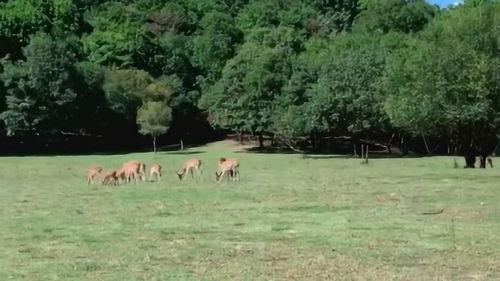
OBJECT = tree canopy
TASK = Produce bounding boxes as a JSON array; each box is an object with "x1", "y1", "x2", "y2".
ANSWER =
[{"x1": 1, "y1": 0, "x2": 500, "y2": 166}]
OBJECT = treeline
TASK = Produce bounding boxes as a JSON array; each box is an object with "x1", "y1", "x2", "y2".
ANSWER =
[{"x1": 0, "y1": 0, "x2": 499, "y2": 166}]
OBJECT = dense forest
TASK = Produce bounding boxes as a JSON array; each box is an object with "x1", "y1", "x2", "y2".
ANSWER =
[{"x1": 0, "y1": 0, "x2": 499, "y2": 166}]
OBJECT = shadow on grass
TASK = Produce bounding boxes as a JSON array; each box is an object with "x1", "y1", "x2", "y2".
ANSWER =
[
  {"x1": 236, "y1": 146, "x2": 427, "y2": 159},
  {"x1": 0, "y1": 142, "x2": 208, "y2": 157},
  {"x1": 159, "y1": 150, "x2": 205, "y2": 155}
]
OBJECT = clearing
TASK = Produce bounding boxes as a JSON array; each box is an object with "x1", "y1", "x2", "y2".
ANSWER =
[{"x1": 0, "y1": 141, "x2": 499, "y2": 280}]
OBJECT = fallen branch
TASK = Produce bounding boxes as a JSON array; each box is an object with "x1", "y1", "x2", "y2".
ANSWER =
[{"x1": 421, "y1": 209, "x2": 444, "y2": 215}]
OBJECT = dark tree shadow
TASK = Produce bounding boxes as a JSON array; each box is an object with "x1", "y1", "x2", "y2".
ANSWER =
[
  {"x1": 236, "y1": 145, "x2": 426, "y2": 159},
  {"x1": 159, "y1": 151, "x2": 205, "y2": 155}
]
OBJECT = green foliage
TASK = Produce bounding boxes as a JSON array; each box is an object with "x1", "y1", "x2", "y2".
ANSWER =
[
  {"x1": 1, "y1": 0, "x2": 500, "y2": 156},
  {"x1": 0, "y1": 33, "x2": 81, "y2": 136},
  {"x1": 190, "y1": 12, "x2": 242, "y2": 78},
  {"x1": 384, "y1": 2, "x2": 500, "y2": 155},
  {"x1": 136, "y1": 100, "x2": 172, "y2": 138},
  {"x1": 236, "y1": 0, "x2": 283, "y2": 32},
  {"x1": 200, "y1": 32, "x2": 293, "y2": 135},
  {"x1": 307, "y1": 32, "x2": 408, "y2": 135},
  {"x1": 307, "y1": 0, "x2": 361, "y2": 32},
  {"x1": 139, "y1": 32, "x2": 192, "y2": 78},
  {"x1": 102, "y1": 68, "x2": 172, "y2": 121},
  {"x1": 82, "y1": 2, "x2": 146, "y2": 67},
  {"x1": 0, "y1": 1, "x2": 51, "y2": 41},
  {"x1": 357, "y1": 0, "x2": 437, "y2": 33}
]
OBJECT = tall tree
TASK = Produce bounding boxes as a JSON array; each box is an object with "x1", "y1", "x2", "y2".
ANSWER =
[
  {"x1": 383, "y1": 2, "x2": 500, "y2": 167},
  {"x1": 200, "y1": 27, "x2": 298, "y2": 147},
  {"x1": 137, "y1": 101, "x2": 172, "y2": 152},
  {"x1": 356, "y1": 0, "x2": 437, "y2": 33},
  {"x1": 0, "y1": 33, "x2": 83, "y2": 136}
]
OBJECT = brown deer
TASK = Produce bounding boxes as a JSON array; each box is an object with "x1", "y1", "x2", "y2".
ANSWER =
[
  {"x1": 115, "y1": 169, "x2": 127, "y2": 184},
  {"x1": 86, "y1": 165, "x2": 102, "y2": 184},
  {"x1": 215, "y1": 157, "x2": 239, "y2": 182},
  {"x1": 101, "y1": 170, "x2": 119, "y2": 186},
  {"x1": 120, "y1": 160, "x2": 146, "y2": 183},
  {"x1": 176, "y1": 158, "x2": 202, "y2": 180},
  {"x1": 476, "y1": 156, "x2": 494, "y2": 168},
  {"x1": 149, "y1": 163, "x2": 162, "y2": 181}
]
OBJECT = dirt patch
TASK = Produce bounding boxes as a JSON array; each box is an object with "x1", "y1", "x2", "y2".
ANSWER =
[{"x1": 184, "y1": 243, "x2": 398, "y2": 281}]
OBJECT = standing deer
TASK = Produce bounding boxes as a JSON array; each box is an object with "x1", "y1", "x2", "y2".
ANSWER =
[
  {"x1": 86, "y1": 165, "x2": 102, "y2": 185},
  {"x1": 215, "y1": 157, "x2": 239, "y2": 182},
  {"x1": 120, "y1": 160, "x2": 146, "y2": 183},
  {"x1": 149, "y1": 163, "x2": 162, "y2": 181},
  {"x1": 176, "y1": 158, "x2": 202, "y2": 180}
]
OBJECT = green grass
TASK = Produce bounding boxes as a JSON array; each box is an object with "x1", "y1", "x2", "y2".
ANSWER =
[{"x1": 1, "y1": 141, "x2": 499, "y2": 281}]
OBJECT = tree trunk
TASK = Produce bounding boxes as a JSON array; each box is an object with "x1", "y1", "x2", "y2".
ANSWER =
[
  {"x1": 311, "y1": 133, "x2": 317, "y2": 151},
  {"x1": 422, "y1": 133, "x2": 431, "y2": 155},
  {"x1": 464, "y1": 149, "x2": 476, "y2": 168},
  {"x1": 153, "y1": 136, "x2": 157, "y2": 153},
  {"x1": 180, "y1": 139, "x2": 184, "y2": 150},
  {"x1": 237, "y1": 131, "x2": 243, "y2": 145},
  {"x1": 258, "y1": 132, "x2": 264, "y2": 148},
  {"x1": 400, "y1": 135, "x2": 408, "y2": 155},
  {"x1": 387, "y1": 133, "x2": 395, "y2": 155},
  {"x1": 352, "y1": 135, "x2": 361, "y2": 158},
  {"x1": 365, "y1": 145, "x2": 369, "y2": 164}
]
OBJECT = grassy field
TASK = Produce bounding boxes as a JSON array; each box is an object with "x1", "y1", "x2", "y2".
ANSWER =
[{"x1": 0, "y1": 140, "x2": 499, "y2": 281}]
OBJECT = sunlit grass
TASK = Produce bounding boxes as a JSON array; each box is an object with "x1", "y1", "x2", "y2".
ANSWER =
[{"x1": 0, "y1": 141, "x2": 499, "y2": 280}]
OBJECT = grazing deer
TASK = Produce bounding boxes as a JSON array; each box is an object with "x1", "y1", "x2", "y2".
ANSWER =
[
  {"x1": 101, "y1": 170, "x2": 119, "y2": 186},
  {"x1": 176, "y1": 158, "x2": 202, "y2": 180},
  {"x1": 215, "y1": 157, "x2": 239, "y2": 182},
  {"x1": 121, "y1": 160, "x2": 146, "y2": 183},
  {"x1": 86, "y1": 165, "x2": 102, "y2": 185},
  {"x1": 115, "y1": 168, "x2": 127, "y2": 184},
  {"x1": 149, "y1": 163, "x2": 162, "y2": 181}
]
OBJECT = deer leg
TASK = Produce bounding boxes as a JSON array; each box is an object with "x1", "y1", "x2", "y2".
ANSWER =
[
  {"x1": 196, "y1": 167, "x2": 201, "y2": 181},
  {"x1": 218, "y1": 170, "x2": 226, "y2": 182},
  {"x1": 234, "y1": 169, "x2": 240, "y2": 182}
]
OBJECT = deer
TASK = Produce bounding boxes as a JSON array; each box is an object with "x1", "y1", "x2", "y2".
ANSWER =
[
  {"x1": 101, "y1": 170, "x2": 119, "y2": 186},
  {"x1": 120, "y1": 160, "x2": 146, "y2": 183},
  {"x1": 86, "y1": 165, "x2": 102, "y2": 185},
  {"x1": 176, "y1": 158, "x2": 202, "y2": 180},
  {"x1": 149, "y1": 163, "x2": 162, "y2": 181},
  {"x1": 215, "y1": 157, "x2": 239, "y2": 182},
  {"x1": 475, "y1": 156, "x2": 494, "y2": 168}
]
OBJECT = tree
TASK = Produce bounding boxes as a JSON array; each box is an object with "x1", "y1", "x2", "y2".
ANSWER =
[
  {"x1": 0, "y1": 33, "x2": 82, "y2": 136},
  {"x1": 136, "y1": 101, "x2": 172, "y2": 152},
  {"x1": 307, "y1": 0, "x2": 361, "y2": 32},
  {"x1": 200, "y1": 27, "x2": 298, "y2": 148},
  {"x1": 356, "y1": 0, "x2": 437, "y2": 34},
  {"x1": 307, "y1": 33, "x2": 405, "y2": 135},
  {"x1": 190, "y1": 11, "x2": 242, "y2": 81},
  {"x1": 103, "y1": 68, "x2": 173, "y2": 121},
  {"x1": 81, "y1": 2, "x2": 146, "y2": 68},
  {"x1": 102, "y1": 69, "x2": 152, "y2": 121},
  {"x1": 383, "y1": 2, "x2": 500, "y2": 168}
]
